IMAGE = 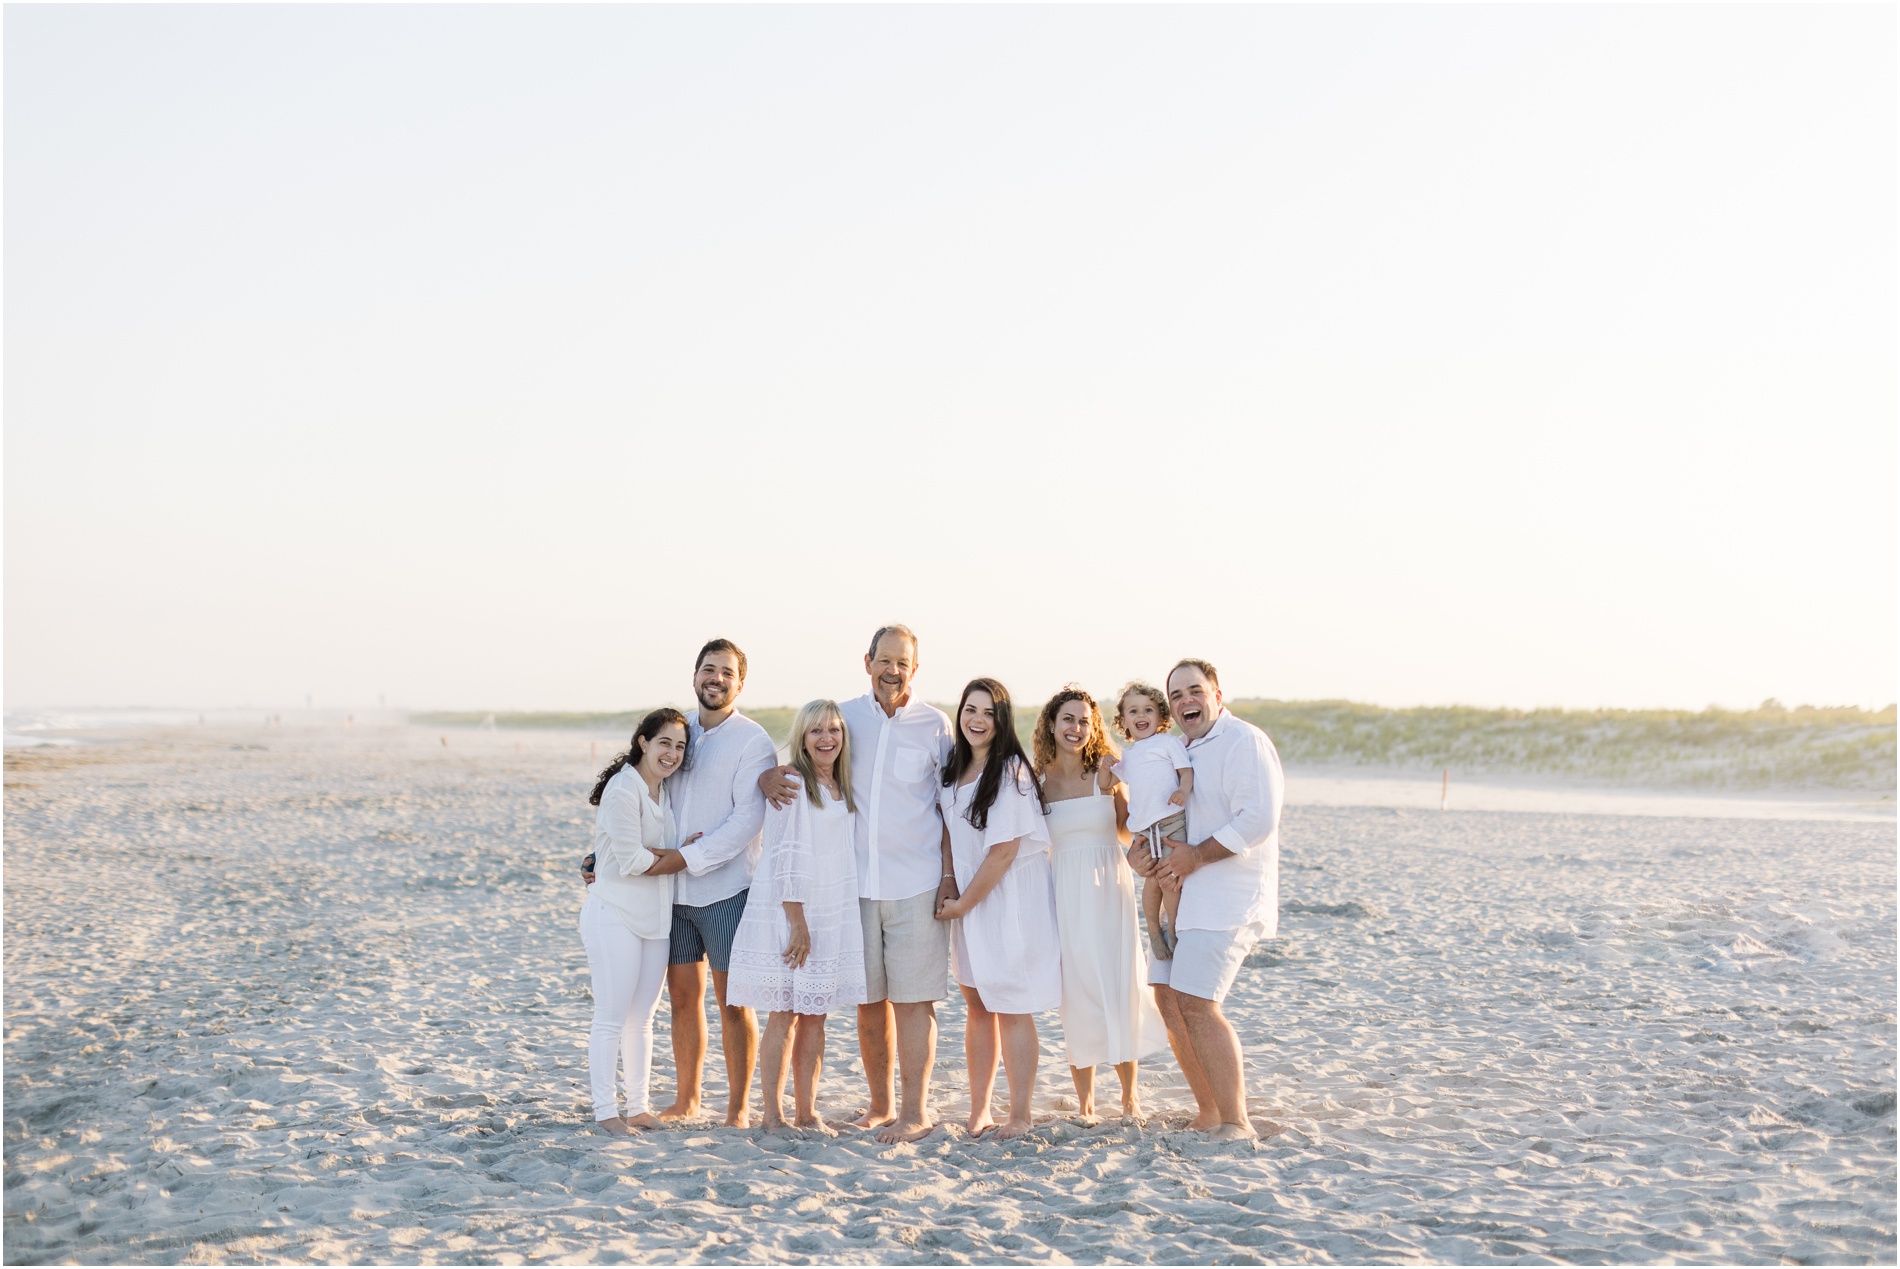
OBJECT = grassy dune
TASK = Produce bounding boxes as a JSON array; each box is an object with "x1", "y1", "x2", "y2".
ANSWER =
[{"x1": 414, "y1": 700, "x2": 1895, "y2": 793}]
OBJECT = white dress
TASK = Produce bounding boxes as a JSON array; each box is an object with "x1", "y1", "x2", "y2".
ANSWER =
[
  {"x1": 1047, "y1": 778, "x2": 1167, "y2": 1068},
  {"x1": 942, "y1": 758, "x2": 1062, "y2": 1015},
  {"x1": 725, "y1": 778, "x2": 868, "y2": 1015}
]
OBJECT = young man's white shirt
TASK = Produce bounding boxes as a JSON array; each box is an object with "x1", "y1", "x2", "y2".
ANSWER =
[
  {"x1": 1175, "y1": 708, "x2": 1285, "y2": 936},
  {"x1": 839, "y1": 693, "x2": 953, "y2": 901},
  {"x1": 671, "y1": 709, "x2": 779, "y2": 907},
  {"x1": 1114, "y1": 732, "x2": 1193, "y2": 833}
]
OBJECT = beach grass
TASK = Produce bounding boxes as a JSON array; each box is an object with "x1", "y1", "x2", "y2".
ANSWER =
[{"x1": 413, "y1": 700, "x2": 1895, "y2": 792}]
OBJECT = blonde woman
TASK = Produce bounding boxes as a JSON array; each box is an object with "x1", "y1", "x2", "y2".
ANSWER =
[{"x1": 726, "y1": 700, "x2": 868, "y2": 1133}]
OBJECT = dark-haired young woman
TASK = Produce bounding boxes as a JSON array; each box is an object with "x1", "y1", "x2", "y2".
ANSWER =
[
  {"x1": 580, "y1": 708, "x2": 689, "y2": 1135},
  {"x1": 932, "y1": 678, "x2": 1061, "y2": 1139}
]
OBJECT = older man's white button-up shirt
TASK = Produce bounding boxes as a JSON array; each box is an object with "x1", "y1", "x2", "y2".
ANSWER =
[
  {"x1": 672, "y1": 709, "x2": 779, "y2": 907},
  {"x1": 1176, "y1": 708, "x2": 1285, "y2": 936},
  {"x1": 840, "y1": 693, "x2": 953, "y2": 901}
]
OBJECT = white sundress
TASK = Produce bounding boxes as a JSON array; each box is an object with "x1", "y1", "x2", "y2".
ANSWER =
[
  {"x1": 1047, "y1": 777, "x2": 1167, "y2": 1068},
  {"x1": 942, "y1": 758, "x2": 1062, "y2": 1015},
  {"x1": 725, "y1": 778, "x2": 868, "y2": 1016}
]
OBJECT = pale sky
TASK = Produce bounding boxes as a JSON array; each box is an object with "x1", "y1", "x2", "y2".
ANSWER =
[{"x1": 5, "y1": 5, "x2": 1894, "y2": 714}]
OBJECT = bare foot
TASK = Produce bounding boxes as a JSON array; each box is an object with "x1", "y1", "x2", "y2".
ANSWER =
[
  {"x1": 964, "y1": 1112, "x2": 994, "y2": 1139},
  {"x1": 794, "y1": 1116, "x2": 838, "y2": 1138},
  {"x1": 1208, "y1": 1121, "x2": 1258, "y2": 1141},
  {"x1": 762, "y1": 1115, "x2": 794, "y2": 1136},
  {"x1": 725, "y1": 1109, "x2": 752, "y2": 1129},
  {"x1": 625, "y1": 1112, "x2": 662, "y2": 1131},
  {"x1": 656, "y1": 1101, "x2": 700, "y2": 1123},
  {"x1": 594, "y1": 1116, "x2": 631, "y2": 1136},
  {"x1": 851, "y1": 1109, "x2": 897, "y2": 1130},
  {"x1": 878, "y1": 1116, "x2": 938, "y2": 1144},
  {"x1": 1121, "y1": 1102, "x2": 1146, "y2": 1125},
  {"x1": 994, "y1": 1115, "x2": 1034, "y2": 1140},
  {"x1": 1076, "y1": 1100, "x2": 1097, "y2": 1123},
  {"x1": 1185, "y1": 1112, "x2": 1221, "y2": 1132}
]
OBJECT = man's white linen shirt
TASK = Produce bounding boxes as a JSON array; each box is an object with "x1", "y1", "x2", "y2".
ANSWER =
[
  {"x1": 672, "y1": 709, "x2": 779, "y2": 907},
  {"x1": 1175, "y1": 708, "x2": 1285, "y2": 937},
  {"x1": 840, "y1": 693, "x2": 953, "y2": 901},
  {"x1": 1114, "y1": 732, "x2": 1194, "y2": 833}
]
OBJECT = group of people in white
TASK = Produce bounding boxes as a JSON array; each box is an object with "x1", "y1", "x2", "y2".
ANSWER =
[{"x1": 577, "y1": 626, "x2": 1285, "y2": 1142}]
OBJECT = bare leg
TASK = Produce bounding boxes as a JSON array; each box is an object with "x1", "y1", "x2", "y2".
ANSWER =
[
  {"x1": 1154, "y1": 985, "x2": 1219, "y2": 1130},
  {"x1": 657, "y1": 960, "x2": 706, "y2": 1121},
  {"x1": 1144, "y1": 881, "x2": 1172, "y2": 960},
  {"x1": 1175, "y1": 991, "x2": 1255, "y2": 1139},
  {"x1": 758, "y1": 1011, "x2": 796, "y2": 1132},
  {"x1": 960, "y1": 987, "x2": 998, "y2": 1137},
  {"x1": 1070, "y1": 1064, "x2": 1098, "y2": 1122},
  {"x1": 711, "y1": 969, "x2": 758, "y2": 1128},
  {"x1": 994, "y1": 1013, "x2": 1039, "y2": 1139},
  {"x1": 876, "y1": 1000, "x2": 940, "y2": 1143},
  {"x1": 854, "y1": 1001, "x2": 895, "y2": 1129},
  {"x1": 792, "y1": 1013, "x2": 834, "y2": 1134},
  {"x1": 1116, "y1": 1060, "x2": 1142, "y2": 1120},
  {"x1": 1160, "y1": 883, "x2": 1182, "y2": 957}
]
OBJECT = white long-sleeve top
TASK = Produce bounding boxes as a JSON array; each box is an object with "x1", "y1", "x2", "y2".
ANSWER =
[
  {"x1": 588, "y1": 766, "x2": 677, "y2": 939},
  {"x1": 672, "y1": 709, "x2": 779, "y2": 907},
  {"x1": 840, "y1": 693, "x2": 954, "y2": 901},
  {"x1": 1175, "y1": 709, "x2": 1286, "y2": 936}
]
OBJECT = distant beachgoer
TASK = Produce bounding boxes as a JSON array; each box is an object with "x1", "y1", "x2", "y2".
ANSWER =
[
  {"x1": 760, "y1": 625, "x2": 954, "y2": 1143},
  {"x1": 934, "y1": 678, "x2": 1060, "y2": 1140},
  {"x1": 726, "y1": 700, "x2": 868, "y2": 1133},
  {"x1": 1128, "y1": 659, "x2": 1284, "y2": 1140},
  {"x1": 578, "y1": 708, "x2": 690, "y2": 1135},
  {"x1": 1111, "y1": 682, "x2": 1194, "y2": 959},
  {"x1": 583, "y1": 639, "x2": 779, "y2": 1128},
  {"x1": 1033, "y1": 686, "x2": 1166, "y2": 1122}
]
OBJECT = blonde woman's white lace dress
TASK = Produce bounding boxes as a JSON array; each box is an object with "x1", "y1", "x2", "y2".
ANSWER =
[{"x1": 726, "y1": 777, "x2": 868, "y2": 1015}]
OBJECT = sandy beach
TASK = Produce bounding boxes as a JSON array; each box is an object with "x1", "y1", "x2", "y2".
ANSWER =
[{"x1": 4, "y1": 722, "x2": 1893, "y2": 1264}]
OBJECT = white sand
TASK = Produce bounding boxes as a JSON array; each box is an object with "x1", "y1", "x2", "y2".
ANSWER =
[{"x1": 4, "y1": 724, "x2": 1893, "y2": 1264}]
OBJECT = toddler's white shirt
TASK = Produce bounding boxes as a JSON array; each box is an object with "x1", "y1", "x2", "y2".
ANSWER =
[{"x1": 1114, "y1": 732, "x2": 1193, "y2": 832}]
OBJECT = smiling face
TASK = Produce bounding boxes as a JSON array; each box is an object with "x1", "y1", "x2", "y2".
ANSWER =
[
  {"x1": 1052, "y1": 699, "x2": 1092, "y2": 755},
  {"x1": 803, "y1": 713, "x2": 844, "y2": 777},
  {"x1": 694, "y1": 649, "x2": 743, "y2": 713},
  {"x1": 864, "y1": 632, "x2": 918, "y2": 711},
  {"x1": 1166, "y1": 666, "x2": 1222, "y2": 741},
  {"x1": 958, "y1": 689, "x2": 997, "y2": 753},
  {"x1": 1119, "y1": 691, "x2": 1163, "y2": 741},
  {"x1": 635, "y1": 721, "x2": 689, "y2": 781}
]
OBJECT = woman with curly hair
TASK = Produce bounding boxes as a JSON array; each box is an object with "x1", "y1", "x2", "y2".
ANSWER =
[{"x1": 1033, "y1": 686, "x2": 1166, "y2": 1122}]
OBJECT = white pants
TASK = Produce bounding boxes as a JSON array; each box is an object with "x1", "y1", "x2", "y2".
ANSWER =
[{"x1": 579, "y1": 898, "x2": 669, "y2": 1121}]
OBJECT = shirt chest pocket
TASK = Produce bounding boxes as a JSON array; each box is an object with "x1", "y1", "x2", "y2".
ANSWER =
[{"x1": 891, "y1": 745, "x2": 937, "y2": 785}]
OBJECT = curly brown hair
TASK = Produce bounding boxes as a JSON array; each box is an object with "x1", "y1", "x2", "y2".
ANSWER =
[
  {"x1": 1110, "y1": 681, "x2": 1172, "y2": 741},
  {"x1": 1032, "y1": 685, "x2": 1120, "y2": 776}
]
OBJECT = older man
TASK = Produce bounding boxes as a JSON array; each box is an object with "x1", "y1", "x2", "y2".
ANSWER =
[
  {"x1": 762, "y1": 624, "x2": 952, "y2": 1143},
  {"x1": 1128, "y1": 657, "x2": 1284, "y2": 1140}
]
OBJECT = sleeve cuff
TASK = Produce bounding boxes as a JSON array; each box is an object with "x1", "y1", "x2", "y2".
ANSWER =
[
  {"x1": 1212, "y1": 824, "x2": 1251, "y2": 856},
  {"x1": 678, "y1": 843, "x2": 711, "y2": 875}
]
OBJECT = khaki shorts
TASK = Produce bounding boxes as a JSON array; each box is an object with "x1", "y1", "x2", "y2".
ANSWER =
[
  {"x1": 859, "y1": 890, "x2": 951, "y2": 1004},
  {"x1": 1148, "y1": 923, "x2": 1265, "y2": 1002}
]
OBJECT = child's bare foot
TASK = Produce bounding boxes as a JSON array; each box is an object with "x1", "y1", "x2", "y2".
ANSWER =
[
  {"x1": 794, "y1": 1116, "x2": 838, "y2": 1137},
  {"x1": 594, "y1": 1116, "x2": 631, "y2": 1136},
  {"x1": 994, "y1": 1114, "x2": 1034, "y2": 1140},
  {"x1": 876, "y1": 1115, "x2": 936, "y2": 1144},
  {"x1": 656, "y1": 1100, "x2": 700, "y2": 1123},
  {"x1": 964, "y1": 1111, "x2": 995, "y2": 1138},
  {"x1": 625, "y1": 1112, "x2": 662, "y2": 1131}
]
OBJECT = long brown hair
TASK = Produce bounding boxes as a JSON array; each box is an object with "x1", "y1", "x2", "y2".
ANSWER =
[
  {"x1": 1032, "y1": 685, "x2": 1119, "y2": 777},
  {"x1": 943, "y1": 678, "x2": 1042, "y2": 831},
  {"x1": 589, "y1": 708, "x2": 691, "y2": 806}
]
